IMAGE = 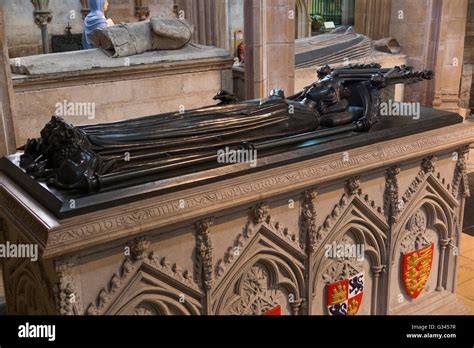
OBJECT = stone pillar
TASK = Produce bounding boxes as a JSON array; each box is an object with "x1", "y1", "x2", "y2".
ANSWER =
[
  {"x1": 290, "y1": 299, "x2": 303, "y2": 315},
  {"x1": 80, "y1": 0, "x2": 90, "y2": 19},
  {"x1": 342, "y1": 0, "x2": 356, "y2": 26},
  {"x1": 295, "y1": 0, "x2": 311, "y2": 39},
  {"x1": 135, "y1": 0, "x2": 150, "y2": 21},
  {"x1": 370, "y1": 265, "x2": 384, "y2": 315},
  {"x1": 389, "y1": 0, "x2": 469, "y2": 110},
  {"x1": 244, "y1": 0, "x2": 296, "y2": 99},
  {"x1": 431, "y1": 0, "x2": 469, "y2": 113},
  {"x1": 0, "y1": 7, "x2": 17, "y2": 156},
  {"x1": 31, "y1": 0, "x2": 52, "y2": 54},
  {"x1": 436, "y1": 239, "x2": 450, "y2": 291},
  {"x1": 174, "y1": 0, "x2": 229, "y2": 50},
  {"x1": 354, "y1": 0, "x2": 391, "y2": 40}
]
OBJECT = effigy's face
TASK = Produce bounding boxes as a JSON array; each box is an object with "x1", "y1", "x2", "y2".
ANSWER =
[
  {"x1": 305, "y1": 79, "x2": 337, "y2": 102},
  {"x1": 104, "y1": 0, "x2": 109, "y2": 13}
]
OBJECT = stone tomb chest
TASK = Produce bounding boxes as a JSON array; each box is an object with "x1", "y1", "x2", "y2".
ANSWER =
[{"x1": 0, "y1": 107, "x2": 473, "y2": 315}]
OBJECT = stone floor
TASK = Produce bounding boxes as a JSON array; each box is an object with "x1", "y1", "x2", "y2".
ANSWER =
[
  {"x1": 463, "y1": 173, "x2": 474, "y2": 235},
  {"x1": 457, "y1": 232, "x2": 474, "y2": 314}
]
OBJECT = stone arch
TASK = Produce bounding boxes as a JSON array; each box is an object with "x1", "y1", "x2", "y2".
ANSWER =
[
  {"x1": 311, "y1": 195, "x2": 388, "y2": 315},
  {"x1": 109, "y1": 285, "x2": 201, "y2": 315},
  {"x1": 392, "y1": 195, "x2": 453, "y2": 259},
  {"x1": 86, "y1": 255, "x2": 203, "y2": 315},
  {"x1": 295, "y1": 0, "x2": 311, "y2": 39},
  {"x1": 10, "y1": 260, "x2": 54, "y2": 315},
  {"x1": 212, "y1": 228, "x2": 306, "y2": 315},
  {"x1": 389, "y1": 194, "x2": 455, "y2": 310}
]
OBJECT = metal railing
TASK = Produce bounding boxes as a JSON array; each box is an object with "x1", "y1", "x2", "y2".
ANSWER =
[{"x1": 310, "y1": 0, "x2": 343, "y2": 25}]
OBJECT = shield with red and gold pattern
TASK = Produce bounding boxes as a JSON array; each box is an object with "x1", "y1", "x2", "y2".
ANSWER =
[
  {"x1": 326, "y1": 273, "x2": 364, "y2": 315},
  {"x1": 402, "y1": 243, "x2": 434, "y2": 299},
  {"x1": 262, "y1": 305, "x2": 281, "y2": 316}
]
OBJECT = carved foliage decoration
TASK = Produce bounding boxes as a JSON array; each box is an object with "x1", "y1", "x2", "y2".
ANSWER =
[
  {"x1": 194, "y1": 218, "x2": 214, "y2": 290},
  {"x1": 87, "y1": 237, "x2": 200, "y2": 315},
  {"x1": 55, "y1": 257, "x2": 83, "y2": 315},
  {"x1": 301, "y1": 189, "x2": 318, "y2": 253},
  {"x1": 452, "y1": 145, "x2": 471, "y2": 198},
  {"x1": 31, "y1": 0, "x2": 52, "y2": 26},
  {"x1": 384, "y1": 166, "x2": 400, "y2": 224}
]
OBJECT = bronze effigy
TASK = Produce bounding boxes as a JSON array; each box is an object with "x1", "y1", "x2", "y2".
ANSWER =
[{"x1": 19, "y1": 64, "x2": 432, "y2": 193}]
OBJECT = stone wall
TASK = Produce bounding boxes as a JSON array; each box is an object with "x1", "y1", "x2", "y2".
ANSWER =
[
  {"x1": 388, "y1": 0, "x2": 435, "y2": 105},
  {"x1": 4, "y1": 0, "x2": 174, "y2": 58}
]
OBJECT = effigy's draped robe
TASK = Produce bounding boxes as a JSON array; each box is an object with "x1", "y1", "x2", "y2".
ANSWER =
[
  {"x1": 18, "y1": 64, "x2": 433, "y2": 192},
  {"x1": 79, "y1": 98, "x2": 319, "y2": 174}
]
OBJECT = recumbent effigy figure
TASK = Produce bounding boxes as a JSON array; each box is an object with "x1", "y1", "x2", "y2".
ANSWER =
[
  {"x1": 91, "y1": 17, "x2": 194, "y2": 57},
  {"x1": 19, "y1": 64, "x2": 432, "y2": 193}
]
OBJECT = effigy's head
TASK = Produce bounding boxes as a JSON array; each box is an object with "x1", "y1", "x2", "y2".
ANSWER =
[
  {"x1": 40, "y1": 117, "x2": 91, "y2": 166},
  {"x1": 304, "y1": 78, "x2": 339, "y2": 102}
]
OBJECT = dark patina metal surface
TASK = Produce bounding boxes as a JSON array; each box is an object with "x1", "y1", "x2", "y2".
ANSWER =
[{"x1": 0, "y1": 64, "x2": 440, "y2": 218}]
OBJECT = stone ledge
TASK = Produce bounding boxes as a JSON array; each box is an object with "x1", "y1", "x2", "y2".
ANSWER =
[
  {"x1": 11, "y1": 44, "x2": 231, "y2": 76},
  {"x1": 11, "y1": 53, "x2": 234, "y2": 92}
]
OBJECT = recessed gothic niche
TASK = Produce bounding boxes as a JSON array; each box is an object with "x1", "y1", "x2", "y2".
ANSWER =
[
  {"x1": 7, "y1": 258, "x2": 54, "y2": 315},
  {"x1": 89, "y1": 260, "x2": 203, "y2": 315},
  {"x1": 311, "y1": 191, "x2": 388, "y2": 315},
  {"x1": 85, "y1": 238, "x2": 203, "y2": 316},
  {"x1": 211, "y1": 210, "x2": 306, "y2": 315},
  {"x1": 389, "y1": 197, "x2": 455, "y2": 311}
]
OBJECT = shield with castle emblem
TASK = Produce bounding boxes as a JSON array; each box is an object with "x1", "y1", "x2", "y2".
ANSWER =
[
  {"x1": 326, "y1": 273, "x2": 364, "y2": 315},
  {"x1": 402, "y1": 243, "x2": 434, "y2": 299}
]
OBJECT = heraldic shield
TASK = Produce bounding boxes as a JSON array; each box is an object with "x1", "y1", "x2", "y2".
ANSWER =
[
  {"x1": 262, "y1": 305, "x2": 281, "y2": 316},
  {"x1": 402, "y1": 243, "x2": 434, "y2": 299},
  {"x1": 326, "y1": 273, "x2": 364, "y2": 315}
]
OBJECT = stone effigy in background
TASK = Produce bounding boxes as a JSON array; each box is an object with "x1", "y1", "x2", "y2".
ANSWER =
[{"x1": 91, "y1": 17, "x2": 194, "y2": 57}]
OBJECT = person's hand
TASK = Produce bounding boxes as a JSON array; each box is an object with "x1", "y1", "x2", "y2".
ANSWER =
[{"x1": 106, "y1": 18, "x2": 115, "y2": 27}]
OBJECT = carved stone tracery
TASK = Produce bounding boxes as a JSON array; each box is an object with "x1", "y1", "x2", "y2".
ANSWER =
[
  {"x1": 399, "y1": 209, "x2": 433, "y2": 254},
  {"x1": 322, "y1": 234, "x2": 364, "y2": 284},
  {"x1": 228, "y1": 265, "x2": 283, "y2": 315}
]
